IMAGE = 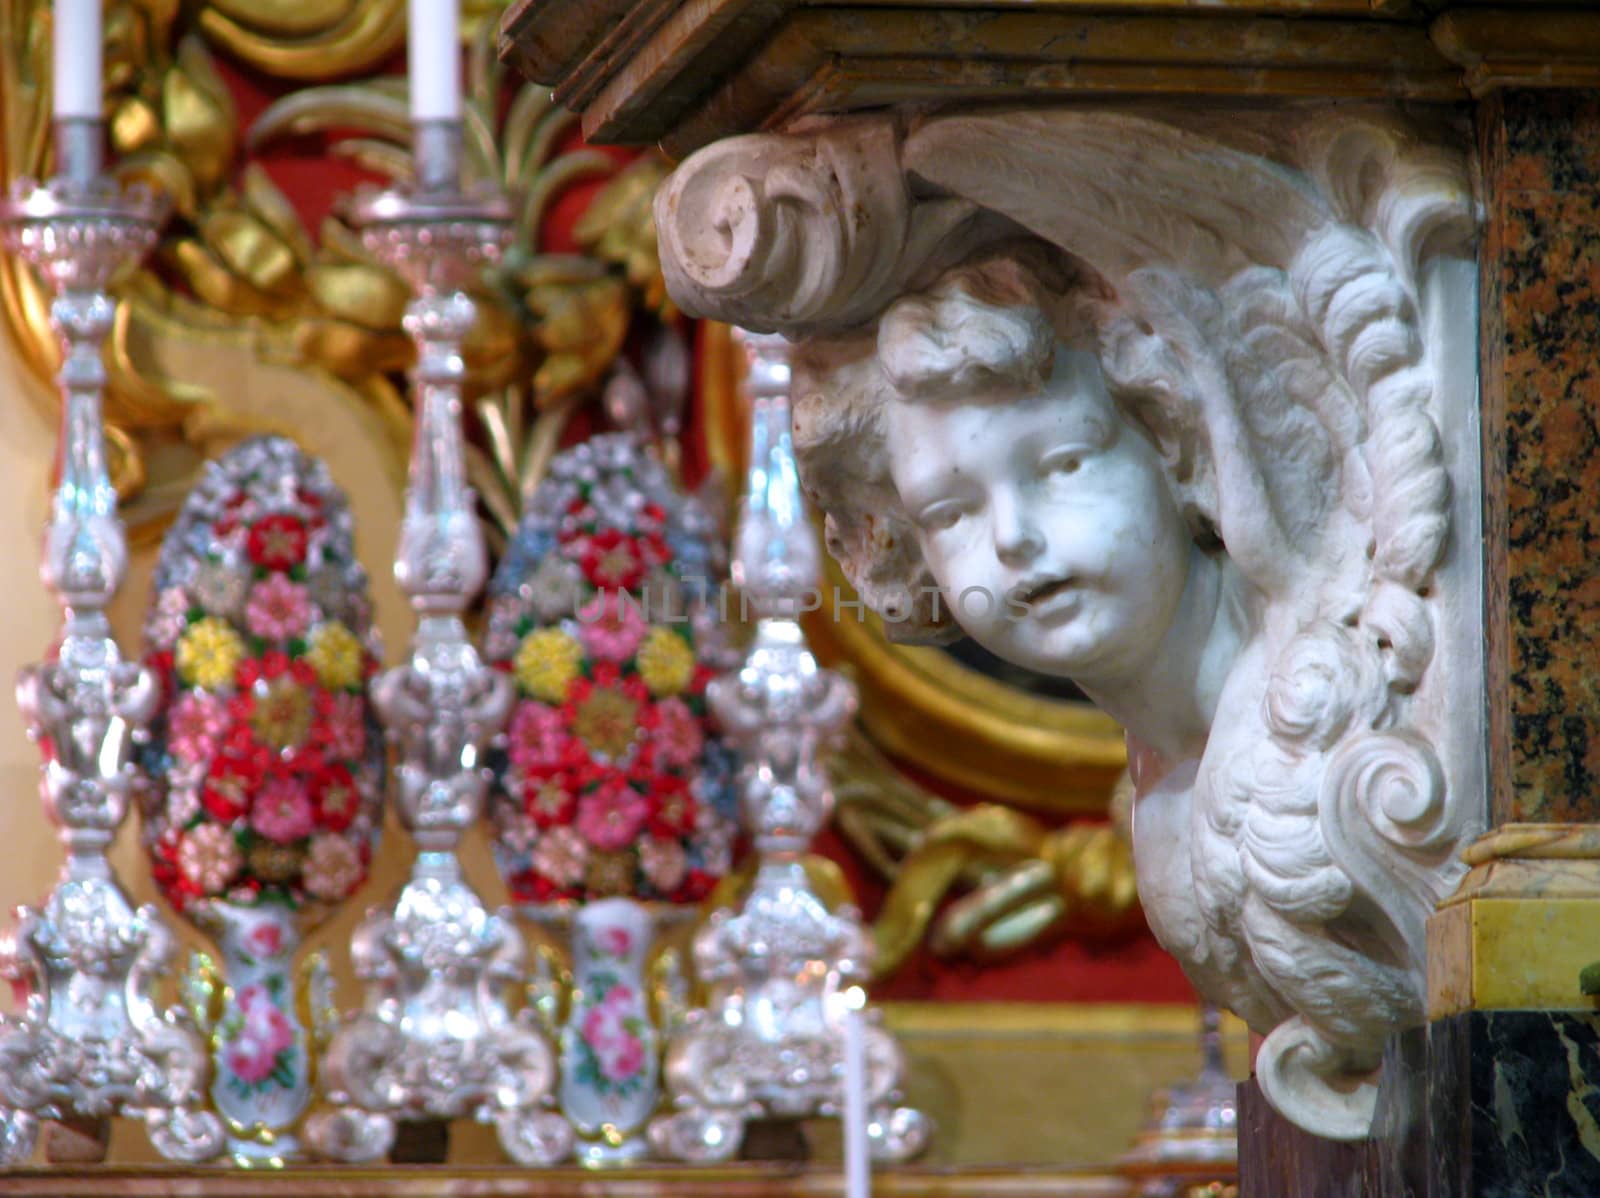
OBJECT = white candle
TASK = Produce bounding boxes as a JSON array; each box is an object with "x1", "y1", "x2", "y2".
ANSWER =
[
  {"x1": 52, "y1": 0, "x2": 102, "y2": 119},
  {"x1": 842, "y1": 988, "x2": 871, "y2": 1198},
  {"x1": 407, "y1": 0, "x2": 460, "y2": 120}
]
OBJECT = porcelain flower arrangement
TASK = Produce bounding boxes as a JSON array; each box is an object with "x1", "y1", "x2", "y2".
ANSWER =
[
  {"x1": 140, "y1": 440, "x2": 384, "y2": 916},
  {"x1": 483, "y1": 434, "x2": 739, "y2": 907}
]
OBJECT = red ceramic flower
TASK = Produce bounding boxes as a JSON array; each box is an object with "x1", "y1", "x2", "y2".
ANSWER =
[{"x1": 246, "y1": 514, "x2": 309, "y2": 571}]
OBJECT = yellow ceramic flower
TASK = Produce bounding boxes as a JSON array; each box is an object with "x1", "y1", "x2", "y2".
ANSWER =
[
  {"x1": 573, "y1": 686, "x2": 640, "y2": 758},
  {"x1": 250, "y1": 676, "x2": 313, "y2": 750},
  {"x1": 636, "y1": 627, "x2": 693, "y2": 697},
  {"x1": 515, "y1": 628, "x2": 583, "y2": 702},
  {"x1": 175, "y1": 617, "x2": 245, "y2": 690},
  {"x1": 307, "y1": 620, "x2": 364, "y2": 691}
]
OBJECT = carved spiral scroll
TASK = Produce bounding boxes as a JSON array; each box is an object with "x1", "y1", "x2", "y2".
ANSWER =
[{"x1": 655, "y1": 118, "x2": 977, "y2": 335}]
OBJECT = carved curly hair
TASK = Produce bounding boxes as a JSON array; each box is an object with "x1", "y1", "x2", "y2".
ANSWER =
[{"x1": 790, "y1": 240, "x2": 1216, "y2": 642}]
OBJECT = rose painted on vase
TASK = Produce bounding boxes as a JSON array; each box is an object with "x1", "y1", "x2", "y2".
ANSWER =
[
  {"x1": 598, "y1": 927, "x2": 633, "y2": 959},
  {"x1": 244, "y1": 920, "x2": 285, "y2": 960},
  {"x1": 601, "y1": 1033, "x2": 646, "y2": 1084}
]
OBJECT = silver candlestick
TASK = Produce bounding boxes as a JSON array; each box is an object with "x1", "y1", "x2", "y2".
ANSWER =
[
  {"x1": 649, "y1": 329, "x2": 929, "y2": 1164},
  {"x1": 0, "y1": 119, "x2": 223, "y2": 1165},
  {"x1": 1119, "y1": 1002, "x2": 1239, "y2": 1197},
  {"x1": 305, "y1": 121, "x2": 570, "y2": 1167}
]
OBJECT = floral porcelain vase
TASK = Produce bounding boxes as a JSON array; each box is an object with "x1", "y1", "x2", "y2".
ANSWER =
[
  {"x1": 548, "y1": 899, "x2": 662, "y2": 1164},
  {"x1": 137, "y1": 437, "x2": 384, "y2": 1164},
  {"x1": 484, "y1": 435, "x2": 741, "y2": 1160}
]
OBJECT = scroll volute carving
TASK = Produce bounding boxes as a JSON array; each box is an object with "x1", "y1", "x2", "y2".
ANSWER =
[{"x1": 654, "y1": 107, "x2": 1484, "y2": 1141}]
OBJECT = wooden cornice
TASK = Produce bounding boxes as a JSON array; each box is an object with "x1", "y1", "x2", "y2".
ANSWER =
[{"x1": 499, "y1": 0, "x2": 1600, "y2": 155}]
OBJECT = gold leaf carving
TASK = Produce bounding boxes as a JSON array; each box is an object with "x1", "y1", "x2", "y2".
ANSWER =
[
  {"x1": 162, "y1": 35, "x2": 235, "y2": 192},
  {"x1": 197, "y1": 0, "x2": 406, "y2": 80},
  {"x1": 834, "y1": 731, "x2": 1142, "y2": 977},
  {"x1": 574, "y1": 155, "x2": 672, "y2": 318}
]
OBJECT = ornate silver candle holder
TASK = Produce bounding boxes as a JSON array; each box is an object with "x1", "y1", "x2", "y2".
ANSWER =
[
  {"x1": 1119, "y1": 1003, "x2": 1239, "y2": 1197},
  {"x1": 649, "y1": 330, "x2": 929, "y2": 1164},
  {"x1": 305, "y1": 121, "x2": 569, "y2": 1167},
  {"x1": 0, "y1": 119, "x2": 223, "y2": 1165}
]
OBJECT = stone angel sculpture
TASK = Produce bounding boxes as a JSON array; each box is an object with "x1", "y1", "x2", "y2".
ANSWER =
[{"x1": 653, "y1": 107, "x2": 1485, "y2": 1140}]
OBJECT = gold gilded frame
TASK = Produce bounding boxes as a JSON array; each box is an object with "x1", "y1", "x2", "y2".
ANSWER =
[{"x1": 698, "y1": 320, "x2": 1126, "y2": 816}]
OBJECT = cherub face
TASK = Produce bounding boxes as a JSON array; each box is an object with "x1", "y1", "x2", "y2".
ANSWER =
[{"x1": 884, "y1": 342, "x2": 1194, "y2": 683}]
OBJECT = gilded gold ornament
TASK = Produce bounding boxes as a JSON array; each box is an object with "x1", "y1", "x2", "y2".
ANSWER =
[
  {"x1": 162, "y1": 36, "x2": 236, "y2": 192},
  {"x1": 833, "y1": 730, "x2": 1142, "y2": 978},
  {"x1": 197, "y1": 0, "x2": 406, "y2": 80},
  {"x1": 572, "y1": 155, "x2": 671, "y2": 317}
]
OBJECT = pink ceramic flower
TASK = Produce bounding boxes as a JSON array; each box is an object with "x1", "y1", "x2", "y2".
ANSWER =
[
  {"x1": 303, "y1": 834, "x2": 364, "y2": 900},
  {"x1": 168, "y1": 691, "x2": 229, "y2": 765},
  {"x1": 318, "y1": 691, "x2": 366, "y2": 760},
  {"x1": 575, "y1": 780, "x2": 648, "y2": 852},
  {"x1": 496, "y1": 808, "x2": 540, "y2": 854},
  {"x1": 532, "y1": 826, "x2": 588, "y2": 888},
  {"x1": 148, "y1": 587, "x2": 190, "y2": 651},
  {"x1": 650, "y1": 697, "x2": 704, "y2": 770},
  {"x1": 576, "y1": 591, "x2": 648, "y2": 662},
  {"x1": 177, "y1": 824, "x2": 242, "y2": 894},
  {"x1": 640, "y1": 836, "x2": 688, "y2": 893},
  {"x1": 598, "y1": 927, "x2": 633, "y2": 959},
  {"x1": 506, "y1": 701, "x2": 571, "y2": 774},
  {"x1": 250, "y1": 775, "x2": 314, "y2": 843},
  {"x1": 166, "y1": 761, "x2": 204, "y2": 828},
  {"x1": 245, "y1": 574, "x2": 312, "y2": 641}
]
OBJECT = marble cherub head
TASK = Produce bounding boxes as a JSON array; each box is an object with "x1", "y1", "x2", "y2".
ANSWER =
[{"x1": 794, "y1": 246, "x2": 1239, "y2": 763}]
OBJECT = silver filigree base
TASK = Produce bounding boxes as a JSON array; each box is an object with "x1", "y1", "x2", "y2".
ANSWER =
[
  {"x1": 0, "y1": 871, "x2": 224, "y2": 1164},
  {"x1": 649, "y1": 862, "x2": 929, "y2": 1164},
  {"x1": 306, "y1": 855, "x2": 571, "y2": 1165}
]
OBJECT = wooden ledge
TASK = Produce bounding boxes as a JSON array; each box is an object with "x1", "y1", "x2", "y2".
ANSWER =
[{"x1": 499, "y1": 1, "x2": 1600, "y2": 155}]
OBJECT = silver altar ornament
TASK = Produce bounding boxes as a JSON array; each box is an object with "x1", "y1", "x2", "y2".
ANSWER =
[
  {"x1": 0, "y1": 120, "x2": 224, "y2": 1165},
  {"x1": 304, "y1": 120, "x2": 569, "y2": 1167},
  {"x1": 1119, "y1": 1003, "x2": 1239, "y2": 1197},
  {"x1": 648, "y1": 329, "x2": 929, "y2": 1164}
]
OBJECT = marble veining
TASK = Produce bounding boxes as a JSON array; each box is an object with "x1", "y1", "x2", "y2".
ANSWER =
[
  {"x1": 1424, "y1": 1012, "x2": 1600, "y2": 1197},
  {"x1": 1489, "y1": 89, "x2": 1600, "y2": 823}
]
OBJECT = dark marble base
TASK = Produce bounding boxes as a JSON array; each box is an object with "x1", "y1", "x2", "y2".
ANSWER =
[
  {"x1": 1244, "y1": 1012, "x2": 1600, "y2": 1197},
  {"x1": 1423, "y1": 1010, "x2": 1600, "y2": 1198}
]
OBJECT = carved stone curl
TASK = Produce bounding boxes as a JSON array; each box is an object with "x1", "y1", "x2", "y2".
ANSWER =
[{"x1": 656, "y1": 109, "x2": 1484, "y2": 1141}]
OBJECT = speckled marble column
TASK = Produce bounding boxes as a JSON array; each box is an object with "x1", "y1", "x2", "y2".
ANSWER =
[
  {"x1": 1400, "y1": 86, "x2": 1600, "y2": 1198},
  {"x1": 1480, "y1": 89, "x2": 1600, "y2": 827}
]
